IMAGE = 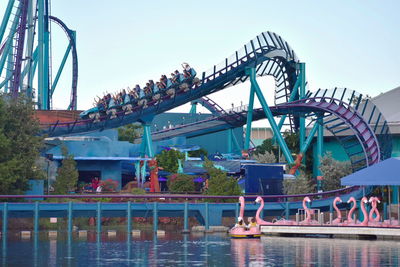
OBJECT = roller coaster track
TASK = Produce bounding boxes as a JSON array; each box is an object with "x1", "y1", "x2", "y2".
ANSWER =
[{"x1": 41, "y1": 31, "x2": 298, "y2": 136}]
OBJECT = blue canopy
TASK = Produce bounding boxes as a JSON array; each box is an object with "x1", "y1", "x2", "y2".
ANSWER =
[{"x1": 341, "y1": 158, "x2": 400, "y2": 186}]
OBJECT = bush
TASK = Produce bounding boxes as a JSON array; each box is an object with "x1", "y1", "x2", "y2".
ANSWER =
[
  {"x1": 156, "y1": 149, "x2": 185, "y2": 173},
  {"x1": 319, "y1": 152, "x2": 352, "y2": 191},
  {"x1": 253, "y1": 151, "x2": 276, "y2": 163},
  {"x1": 53, "y1": 145, "x2": 78, "y2": 194},
  {"x1": 99, "y1": 179, "x2": 118, "y2": 192},
  {"x1": 283, "y1": 172, "x2": 315, "y2": 195},
  {"x1": 203, "y1": 159, "x2": 242, "y2": 202},
  {"x1": 167, "y1": 174, "x2": 195, "y2": 193}
]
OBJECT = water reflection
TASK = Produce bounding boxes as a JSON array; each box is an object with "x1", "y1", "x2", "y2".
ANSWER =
[{"x1": 1, "y1": 231, "x2": 399, "y2": 266}]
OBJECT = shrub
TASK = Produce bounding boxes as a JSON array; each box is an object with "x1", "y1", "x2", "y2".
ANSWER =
[
  {"x1": 99, "y1": 179, "x2": 118, "y2": 192},
  {"x1": 253, "y1": 151, "x2": 276, "y2": 163},
  {"x1": 167, "y1": 174, "x2": 195, "y2": 193},
  {"x1": 283, "y1": 172, "x2": 315, "y2": 195},
  {"x1": 203, "y1": 159, "x2": 242, "y2": 202},
  {"x1": 53, "y1": 145, "x2": 78, "y2": 194},
  {"x1": 319, "y1": 152, "x2": 352, "y2": 191},
  {"x1": 156, "y1": 149, "x2": 185, "y2": 173}
]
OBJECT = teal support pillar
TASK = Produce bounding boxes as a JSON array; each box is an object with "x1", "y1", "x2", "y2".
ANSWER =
[
  {"x1": 141, "y1": 122, "x2": 154, "y2": 158},
  {"x1": 183, "y1": 202, "x2": 189, "y2": 233},
  {"x1": 34, "y1": 201, "x2": 39, "y2": 234},
  {"x1": 0, "y1": 2, "x2": 21, "y2": 79},
  {"x1": 205, "y1": 202, "x2": 209, "y2": 230},
  {"x1": 153, "y1": 202, "x2": 158, "y2": 233},
  {"x1": 134, "y1": 161, "x2": 141, "y2": 186},
  {"x1": 96, "y1": 202, "x2": 101, "y2": 234},
  {"x1": 315, "y1": 116, "x2": 324, "y2": 179},
  {"x1": 383, "y1": 203, "x2": 388, "y2": 220},
  {"x1": 299, "y1": 63, "x2": 306, "y2": 155},
  {"x1": 189, "y1": 102, "x2": 197, "y2": 114},
  {"x1": 285, "y1": 202, "x2": 290, "y2": 220},
  {"x1": 392, "y1": 186, "x2": 398, "y2": 204},
  {"x1": 67, "y1": 201, "x2": 73, "y2": 234},
  {"x1": 0, "y1": 0, "x2": 15, "y2": 44},
  {"x1": 235, "y1": 202, "x2": 239, "y2": 219},
  {"x1": 127, "y1": 201, "x2": 132, "y2": 233},
  {"x1": 246, "y1": 67, "x2": 294, "y2": 164},
  {"x1": 51, "y1": 42, "x2": 72, "y2": 96},
  {"x1": 2, "y1": 203, "x2": 8, "y2": 238},
  {"x1": 300, "y1": 121, "x2": 319, "y2": 154},
  {"x1": 244, "y1": 86, "x2": 255, "y2": 150},
  {"x1": 227, "y1": 129, "x2": 233, "y2": 154},
  {"x1": 178, "y1": 159, "x2": 183, "y2": 173},
  {"x1": 5, "y1": 47, "x2": 14, "y2": 92}
]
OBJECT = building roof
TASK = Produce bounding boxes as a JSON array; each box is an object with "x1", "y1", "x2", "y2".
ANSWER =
[
  {"x1": 372, "y1": 86, "x2": 400, "y2": 133},
  {"x1": 341, "y1": 157, "x2": 400, "y2": 186}
]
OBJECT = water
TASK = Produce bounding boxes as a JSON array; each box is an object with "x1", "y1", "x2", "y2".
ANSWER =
[{"x1": 1, "y1": 231, "x2": 400, "y2": 266}]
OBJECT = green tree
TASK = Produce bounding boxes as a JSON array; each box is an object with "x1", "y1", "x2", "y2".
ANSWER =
[
  {"x1": 53, "y1": 146, "x2": 79, "y2": 194},
  {"x1": 167, "y1": 174, "x2": 195, "y2": 193},
  {"x1": 254, "y1": 138, "x2": 276, "y2": 156},
  {"x1": 118, "y1": 123, "x2": 143, "y2": 143},
  {"x1": 156, "y1": 149, "x2": 185, "y2": 173},
  {"x1": 203, "y1": 159, "x2": 242, "y2": 202},
  {"x1": 253, "y1": 151, "x2": 276, "y2": 163},
  {"x1": 188, "y1": 148, "x2": 208, "y2": 158},
  {"x1": 283, "y1": 172, "x2": 315, "y2": 195},
  {"x1": 0, "y1": 95, "x2": 44, "y2": 195},
  {"x1": 319, "y1": 152, "x2": 352, "y2": 191}
]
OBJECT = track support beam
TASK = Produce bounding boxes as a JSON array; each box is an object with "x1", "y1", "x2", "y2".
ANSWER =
[{"x1": 246, "y1": 67, "x2": 294, "y2": 164}]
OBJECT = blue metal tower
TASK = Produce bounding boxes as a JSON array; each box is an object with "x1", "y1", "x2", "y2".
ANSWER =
[{"x1": 0, "y1": 0, "x2": 78, "y2": 110}]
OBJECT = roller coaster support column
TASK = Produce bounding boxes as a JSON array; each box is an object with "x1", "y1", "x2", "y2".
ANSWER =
[
  {"x1": 299, "y1": 63, "x2": 306, "y2": 156},
  {"x1": 244, "y1": 84, "x2": 255, "y2": 150},
  {"x1": 0, "y1": 1, "x2": 21, "y2": 81},
  {"x1": 227, "y1": 128, "x2": 241, "y2": 154},
  {"x1": 189, "y1": 102, "x2": 197, "y2": 114},
  {"x1": 37, "y1": 0, "x2": 50, "y2": 109},
  {"x1": 139, "y1": 118, "x2": 155, "y2": 158},
  {"x1": 315, "y1": 115, "x2": 324, "y2": 189},
  {"x1": 246, "y1": 67, "x2": 294, "y2": 164},
  {"x1": 0, "y1": 0, "x2": 15, "y2": 44}
]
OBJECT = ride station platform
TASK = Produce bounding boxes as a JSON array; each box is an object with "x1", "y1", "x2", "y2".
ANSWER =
[{"x1": 260, "y1": 225, "x2": 400, "y2": 240}]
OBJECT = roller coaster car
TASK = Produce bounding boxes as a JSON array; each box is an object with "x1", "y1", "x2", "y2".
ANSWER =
[
  {"x1": 80, "y1": 69, "x2": 199, "y2": 119},
  {"x1": 79, "y1": 107, "x2": 98, "y2": 119}
]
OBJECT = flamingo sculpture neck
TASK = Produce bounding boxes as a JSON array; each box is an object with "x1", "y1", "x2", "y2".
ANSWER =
[
  {"x1": 360, "y1": 197, "x2": 369, "y2": 226},
  {"x1": 331, "y1": 197, "x2": 342, "y2": 224},
  {"x1": 369, "y1": 197, "x2": 380, "y2": 222},
  {"x1": 303, "y1": 197, "x2": 312, "y2": 223},
  {"x1": 239, "y1": 196, "x2": 245, "y2": 219},
  {"x1": 255, "y1": 196, "x2": 273, "y2": 225},
  {"x1": 346, "y1": 197, "x2": 357, "y2": 223}
]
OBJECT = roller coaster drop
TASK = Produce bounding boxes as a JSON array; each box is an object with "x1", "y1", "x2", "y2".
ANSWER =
[{"x1": 0, "y1": 1, "x2": 393, "y2": 202}]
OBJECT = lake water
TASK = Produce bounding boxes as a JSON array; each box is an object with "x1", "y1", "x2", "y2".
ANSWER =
[{"x1": 1, "y1": 231, "x2": 399, "y2": 266}]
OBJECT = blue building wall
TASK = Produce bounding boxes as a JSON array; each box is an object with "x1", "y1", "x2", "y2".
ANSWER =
[{"x1": 45, "y1": 112, "x2": 243, "y2": 190}]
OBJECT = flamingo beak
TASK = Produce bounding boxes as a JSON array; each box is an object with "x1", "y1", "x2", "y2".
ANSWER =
[
  {"x1": 363, "y1": 199, "x2": 368, "y2": 203},
  {"x1": 347, "y1": 199, "x2": 351, "y2": 203},
  {"x1": 377, "y1": 199, "x2": 381, "y2": 203}
]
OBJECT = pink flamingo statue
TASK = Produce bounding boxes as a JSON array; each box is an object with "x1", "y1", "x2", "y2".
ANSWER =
[
  {"x1": 368, "y1": 197, "x2": 381, "y2": 225},
  {"x1": 299, "y1": 197, "x2": 319, "y2": 225},
  {"x1": 342, "y1": 197, "x2": 359, "y2": 225},
  {"x1": 359, "y1": 197, "x2": 369, "y2": 226},
  {"x1": 254, "y1": 196, "x2": 274, "y2": 225},
  {"x1": 229, "y1": 197, "x2": 261, "y2": 238},
  {"x1": 368, "y1": 197, "x2": 396, "y2": 227},
  {"x1": 330, "y1": 197, "x2": 342, "y2": 225}
]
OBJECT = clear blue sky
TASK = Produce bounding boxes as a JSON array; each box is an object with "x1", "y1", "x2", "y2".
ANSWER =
[{"x1": 1, "y1": 0, "x2": 399, "y2": 113}]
